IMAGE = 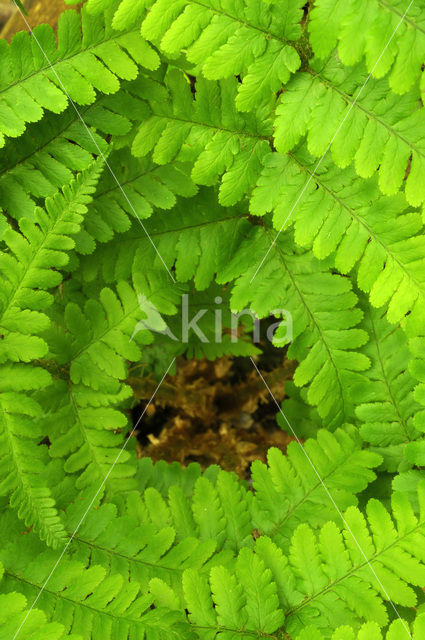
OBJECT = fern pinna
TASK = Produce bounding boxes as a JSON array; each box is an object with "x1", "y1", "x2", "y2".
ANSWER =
[{"x1": 1, "y1": 0, "x2": 425, "y2": 638}]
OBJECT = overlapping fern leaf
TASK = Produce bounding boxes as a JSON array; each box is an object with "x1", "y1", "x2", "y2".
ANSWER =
[
  {"x1": 0, "y1": 1, "x2": 159, "y2": 148},
  {"x1": 78, "y1": 190, "x2": 369, "y2": 424},
  {"x1": 251, "y1": 425, "x2": 381, "y2": 549},
  {"x1": 0, "y1": 88, "x2": 134, "y2": 224},
  {"x1": 309, "y1": 0, "x2": 425, "y2": 94},
  {"x1": 274, "y1": 54, "x2": 425, "y2": 206},
  {"x1": 351, "y1": 295, "x2": 420, "y2": 471},
  {"x1": 132, "y1": 69, "x2": 273, "y2": 207},
  {"x1": 1, "y1": 437, "x2": 413, "y2": 639},
  {"x1": 42, "y1": 279, "x2": 167, "y2": 492},
  {"x1": 219, "y1": 228, "x2": 370, "y2": 426},
  {"x1": 130, "y1": 70, "x2": 425, "y2": 338},
  {"x1": 0, "y1": 160, "x2": 103, "y2": 547},
  {"x1": 140, "y1": 0, "x2": 304, "y2": 111},
  {"x1": 403, "y1": 329, "x2": 425, "y2": 467},
  {"x1": 0, "y1": 560, "x2": 75, "y2": 640},
  {"x1": 295, "y1": 615, "x2": 425, "y2": 640}
]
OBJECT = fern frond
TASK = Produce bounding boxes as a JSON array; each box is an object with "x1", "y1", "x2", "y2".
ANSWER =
[
  {"x1": 79, "y1": 189, "x2": 249, "y2": 288},
  {"x1": 0, "y1": 75, "x2": 154, "y2": 224},
  {"x1": 132, "y1": 70, "x2": 272, "y2": 206},
  {"x1": 251, "y1": 425, "x2": 381, "y2": 549},
  {"x1": 43, "y1": 379, "x2": 135, "y2": 492},
  {"x1": 1, "y1": 536, "x2": 192, "y2": 640},
  {"x1": 274, "y1": 55, "x2": 425, "y2": 206},
  {"x1": 219, "y1": 228, "x2": 369, "y2": 425},
  {"x1": 0, "y1": 2, "x2": 158, "y2": 148},
  {"x1": 44, "y1": 280, "x2": 154, "y2": 490},
  {"x1": 0, "y1": 561, "x2": 75, "y2": 640},
  {"x1": 80, "y1": 183, "x2": 370, "y2": 423},
  {"x1": 3, "y1": 457, "x2": 425, "y2": 639},
  {"x1": 84, "y1": 0, "x2": 152, "y2": 31},
  {"x1": 130, "y1": 72, "x2": 425, "y2": 338},
  {"x1": 61, "y1": 430, "x2": 378, "y2": 619},
  {"x1": 251, "y1": 147, "x2": 425, "y2": 328},
  {"x1": 180, "y1": 483, "x2": 425, "y2": 636},
  {"x1": 82, "y1": 147, "x2": 197, "y2": 247},
  {"x1": 0, "y1": 106, "x2": 107, "y2": 223},
  {"x1": 0, "y1": 160, "x2": 103, "y2": 366},
  {"x1": 284, "y1": 484, "x2": 425, "y2": 634},
  {"x1": 352, "y1": 295, "x2": 420, "y2": 471},
  {"x1": 295, "y1": 615, "x2": 425, "y2": 639},
  {"x1": 140, "y1": 0, "x2": 304, "y2": 111},
  {"x1": 309, "y1": 0, "x2": 425, "y2": 94},
  {"x1": 403, "y1": 332, "x2": 425, "y2": 466},
  {"x1": 0, "y1": 161, "x2": 103, "y2": 546},
  {"x1": 1, "y1": 469, "x2": 239, "y2": 612},
  {"x1": 64, "y1": 479, "x2": 238, "y2": 599}
]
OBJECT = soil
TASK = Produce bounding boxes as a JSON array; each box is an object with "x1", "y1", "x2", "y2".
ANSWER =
[
  {"x1": 130, "y1": 354, "x2": 296, "y2": 479},
  {"x1": 0, "y1": 0, "x2": 83, "y2": 40}
]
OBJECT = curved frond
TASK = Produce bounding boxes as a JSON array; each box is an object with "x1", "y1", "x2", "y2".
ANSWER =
[{"x1": 0, "y1": 161, "x2": 103, "y2": 546}]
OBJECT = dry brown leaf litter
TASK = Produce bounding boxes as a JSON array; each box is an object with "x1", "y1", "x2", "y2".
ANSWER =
[{"x1": 129, "y1": 355, "x2": 295, "y2": 478}]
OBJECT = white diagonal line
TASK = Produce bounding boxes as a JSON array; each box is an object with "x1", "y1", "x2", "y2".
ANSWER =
[
  {"x1": 12, "y1": 1, "x2": 176, "y2": 283},
  {"x1": 12, "y1": 357, "x2": 176, "y2": 640},
  {"x1": 250, "y1": 0, "x2": 415, "y2": 283},
  {"x1": 250, "y1": 357, "x2": 413, "y2": 638}
]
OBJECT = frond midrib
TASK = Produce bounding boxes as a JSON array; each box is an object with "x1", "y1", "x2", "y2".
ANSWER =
[
  {"x1": 366, "y1": 304, "x2": 412, "y2": 441},
  {"x1": 289, "y1": 149, "x2": 425, "y2": 298},
  {"x1": 0, "y1": 106, "x2": 91, "y2": 178}
]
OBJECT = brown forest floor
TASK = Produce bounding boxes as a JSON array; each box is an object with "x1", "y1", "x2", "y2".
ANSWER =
[
  {"x1": 130, "y1": 355, "x2": 295, "y2": 479},
  {"x1": 0, "y1": 1, "x2": 83, "y2": 39}
]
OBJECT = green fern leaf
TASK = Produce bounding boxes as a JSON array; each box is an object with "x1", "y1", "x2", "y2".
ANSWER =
[
  {"x1": 353, "y1": 295, "x2": 420, "y2": 471},
  {"x1": 218, "y1": 228, "x2": 369, "y2": 424},
  {"x1": 251, "y1": 147, "x2": 425, "y2": 327},
  {"x1": 141, "y1": 0, "x2": 303, "y2": 110},
  {"x1": 309, "y1": 0, "x2": 425, "y2": 94},
  {"x1": 251, "y1": 426, "x2": 381, "y2": 548},
  {"x1": 274, "y1": 55, "x2": 425, "y2": 206},
  {"x1": 132, "y1": 71, "x2": 272, "y2": 206},
  {"x1": 0, "y1": 560, "x2": 75, "y2": 640},
  {"x1": 284, "y1": 484, "x2": 425, "y2": 635},
  {"x1": 0, "y1": 161, "x2": 103, "y2": 546},
  {"x1": 0, "y1": 4, "x2": 158, "y2": 148}
]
